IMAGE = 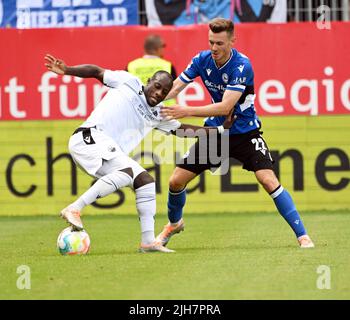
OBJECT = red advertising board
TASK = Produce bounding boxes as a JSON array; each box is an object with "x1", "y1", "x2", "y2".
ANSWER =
[{"x1": 0, "y1": 22, "x2": 349, "y2": 120}]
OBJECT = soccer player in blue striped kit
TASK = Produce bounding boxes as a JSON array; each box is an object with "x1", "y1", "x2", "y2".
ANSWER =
[{"x1": 157, "y1": 18, "x2": 314, "y2": 248}]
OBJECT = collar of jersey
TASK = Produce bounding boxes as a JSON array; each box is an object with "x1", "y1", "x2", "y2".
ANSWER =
[
  {"x1": 213, "y1": 49, "x2": 235, "y2": 70},
  {"x1": 143, "y1": 55, "x2": 160, "y2": 59},
  {"x1": 125, "y1": 83, "x2": 156, "y2": 110}
]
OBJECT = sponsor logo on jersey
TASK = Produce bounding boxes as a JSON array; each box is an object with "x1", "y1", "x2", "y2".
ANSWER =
[
  {"x1": 234, "y1": 77, "x2": 247, "y2": 84},
  {"x1": 136, "y1": 104, "x2": 158, "y2": 122},
  {"x1": 222, "y1": 73, "x2": 228, "y2": 83},
  {"x1": 206, "y1": 68, "x2": 212, "y2": 76},
  {"x1": 204, "y1": 80, "x2": 226, "y2": 93},
  {"x1": 238, "y1": 65, "x2": 245, "y2": 73}
]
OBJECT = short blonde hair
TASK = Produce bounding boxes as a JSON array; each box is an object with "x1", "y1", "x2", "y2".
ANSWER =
[{"x1": 209, "y1": 18, "x2": 234, "y2": 37}]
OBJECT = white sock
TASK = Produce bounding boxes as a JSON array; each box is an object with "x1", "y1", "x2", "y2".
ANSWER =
[
  {"x1": 71, "y1": 171, "x2": 133, "y2": 211},
  {"x1": 136, "y1": 183, "x2": 156, "y2": 244},
  {"x1": 142, "y1": 231, "x2": 155, "y2": 245}
]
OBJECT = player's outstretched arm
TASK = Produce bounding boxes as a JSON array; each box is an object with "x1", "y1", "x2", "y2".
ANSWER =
[
  {"x1": 161, "y1": 89, "x2": 242, "y2": 119},
  {"x1": 44, "y1": 53, "x2": 105, "y2": 83},
  {"x1": 172, "y1": 113, "x2": 236, "y2": 138},
  {"x1": 164, "y1": 77, "x2": 188, "y2": 101},
  {"x1": 172, "y1": 124, "x2": 217, "y2": 138}
]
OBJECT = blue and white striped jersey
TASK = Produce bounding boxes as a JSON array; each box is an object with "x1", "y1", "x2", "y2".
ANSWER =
[{"x1": 179, "y1": 49, "x2": 261, "y2": 135}]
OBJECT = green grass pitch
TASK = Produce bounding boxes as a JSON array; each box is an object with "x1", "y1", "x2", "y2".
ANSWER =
[{"x1": 0, "y1": 211, "x2": 349, "y2": 300}]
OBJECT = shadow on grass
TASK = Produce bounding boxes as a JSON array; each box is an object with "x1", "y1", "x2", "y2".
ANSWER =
[
  {"x1": 43, "y1": 239, "x2": 324, "y2": 258},
  {"x1": 172, "y1": 243, "x2": 312, "y2": 252}
]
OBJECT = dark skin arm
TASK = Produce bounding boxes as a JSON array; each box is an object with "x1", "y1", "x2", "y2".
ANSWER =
[
  {"x1": 172, "y1": 110, "x2": 236, "y2": 138},
  {"x1": 44, "y1": 53, "x2": 105, "y2": 83}
]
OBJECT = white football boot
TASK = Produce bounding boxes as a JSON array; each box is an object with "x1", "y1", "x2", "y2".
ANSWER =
[
  {"x1": 155, "y1": 218, "x2": 185, "y2": 246},
  {"x1": 298, "y1": 235, "x2": 315, "y2": 248},
  {"x1": 139, "y1": 241, "x2": 175, "y2": 253},
  {"x1": 60, "y1": 206, "x2": 84, "y2": 231}
]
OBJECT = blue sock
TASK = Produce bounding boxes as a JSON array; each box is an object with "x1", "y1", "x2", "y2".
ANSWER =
[
  {"x1": 168, "y1": 189, "x2": 186, "y2": 223},
  {"x1": 271, "y1": 186, "x2": 306, "y2": 238}
]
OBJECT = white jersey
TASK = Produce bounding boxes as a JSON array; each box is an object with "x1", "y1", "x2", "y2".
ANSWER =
[{"x1": 81, "y1": 70, "x2": 181, "y2": 155}]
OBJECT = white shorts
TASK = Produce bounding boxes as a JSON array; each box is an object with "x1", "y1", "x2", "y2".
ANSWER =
[{"x1": 68, "y1": 127, "x2": 145, "y2": 179}]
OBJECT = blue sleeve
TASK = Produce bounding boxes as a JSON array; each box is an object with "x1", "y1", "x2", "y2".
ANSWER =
[
  {"x1": 179, "y1": 53, "x2": 201, "y2": 83},
  {"x1": 226, "y1": 61, "x2": 254, "y2": 93}
]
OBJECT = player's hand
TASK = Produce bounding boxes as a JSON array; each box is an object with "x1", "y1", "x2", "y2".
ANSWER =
[
  {"x1": 160, "y1": 105, "x2": 190, "y2": 119},
  {"x1": 44, "y1": 54, "x2": 67, "y2": 75},
  {"x1": 223, "y1": 110, "x2": 237, "y2": 129}
]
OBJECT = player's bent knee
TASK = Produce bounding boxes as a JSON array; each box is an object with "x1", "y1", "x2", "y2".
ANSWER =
[
  {"x1": 119, "y1": 167, "x2": 133, "y2": 179},
  {"x1": 103, "y1": 169, "x2": 133, "y2": 189},
  {"x1": 169, "y1": 175, "x2": 187, "y2": 192},
  {"x1": 256, "y1": 170, "x2": 279, "y2": 192},
  {"x1": 133, "y1": 171, "x2": 154, "y2": 190}
]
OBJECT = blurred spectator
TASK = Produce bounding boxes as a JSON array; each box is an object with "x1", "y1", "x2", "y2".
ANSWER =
[
  {"x1": 142, "y1": 0, "x2": 349, "y2": 25},
  {"x1": 127, "y1": 34, "x2": 177, "y2": 106},
  {"x1": 144, "y1": 0, "x2": 287, "y2": 25},
  {"x1": 234, "y1": 0, "x2": 287, "y2": 23}
]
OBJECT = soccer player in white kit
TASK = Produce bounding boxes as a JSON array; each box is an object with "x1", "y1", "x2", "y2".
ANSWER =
[{"x1": 45, "y1": 54, "x2": 234, "y2": 253}]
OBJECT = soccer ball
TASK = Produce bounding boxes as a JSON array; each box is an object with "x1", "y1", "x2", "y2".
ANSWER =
[{"x1": 57, "y1": 226, "x2": 90, "y2": 255}]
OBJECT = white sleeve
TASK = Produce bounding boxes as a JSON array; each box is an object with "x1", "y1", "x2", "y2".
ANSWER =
[
  {"x1": 103, "y1": 70, "x2": 135, "y2": 88},
  {"x1": 156, "y1": 119, "x2": 182, "y2": 134}
]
